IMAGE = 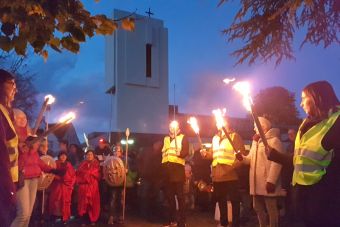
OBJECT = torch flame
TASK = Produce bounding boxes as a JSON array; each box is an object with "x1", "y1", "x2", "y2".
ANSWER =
[
  {"x1": 223, "y1": 78, "x2": 236, "y2": 84},
  {"x1": 170, "y1": 120, "x2": 179, "y2": 130},
  {"x1": 212, "y1": 108, "x2": 226, "y2": 130},
  {"x1": 232, "y1": 81, "x2": 252, "y2": 111},
  {"x1": 187, "y1": 117, "x2": 200, "y2": 134},
  {"x1": 44, "y1": 94, "x2": 55, "y2": 105},
  {"x1": 58, "y1": 112, "x2": 76, "y2": 124}
]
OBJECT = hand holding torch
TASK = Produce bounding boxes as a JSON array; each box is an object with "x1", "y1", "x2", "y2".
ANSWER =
[{"x1": 212, "y1": 109, "x2": 242, "y2": 160}]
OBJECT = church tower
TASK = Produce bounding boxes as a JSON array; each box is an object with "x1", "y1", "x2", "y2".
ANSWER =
[{"x1": 105, "y1": 9, "x2": 169, "y2": 134}]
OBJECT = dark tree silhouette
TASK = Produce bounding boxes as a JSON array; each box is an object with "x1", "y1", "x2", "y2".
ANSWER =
[
  {"x1": 253, "y1": 86, "x2": 300, "y2": 126},
  {"x1": 220, "y1": 0, "x2": 340, "y2": 65}
]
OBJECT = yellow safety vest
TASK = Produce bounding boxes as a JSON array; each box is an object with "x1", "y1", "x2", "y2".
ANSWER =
[
  {"x1": 293, "y1": 109, "x2": 340, "y2": 186},
  {"x1": 212, "y1": 134, "x2": 235, "y2": 167},
  {"x1": 162, "y1": 134, "x2": 185, "y2": 166},
  {"x1": 0, "y1": 104, "x2": 19, "y2": 182}
]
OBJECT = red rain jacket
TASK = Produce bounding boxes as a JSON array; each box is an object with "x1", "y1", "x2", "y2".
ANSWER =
[
  {"x1": 76, "y1": 159, "x2": 101, "y2": 222},
  {"x1": 48, "y1": 161, "x2": 75, "y2": 221}
]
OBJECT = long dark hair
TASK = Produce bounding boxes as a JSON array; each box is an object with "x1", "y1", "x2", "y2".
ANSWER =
[
  {"x1": 0, "y1": 69, "x2": 15, "y2": 105},
  {"x1": 303, "y1": 81, "x2": 340, "y2": 119}
]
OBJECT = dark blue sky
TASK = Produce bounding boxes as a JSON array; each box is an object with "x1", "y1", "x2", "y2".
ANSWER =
[{"x1": 30, "y1": 0, "x2": 340, "y2": 135}]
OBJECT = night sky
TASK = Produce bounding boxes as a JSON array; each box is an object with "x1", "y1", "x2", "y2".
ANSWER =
[{"x1": 29, "y1": 0, "x2": 340, "y2": 137}]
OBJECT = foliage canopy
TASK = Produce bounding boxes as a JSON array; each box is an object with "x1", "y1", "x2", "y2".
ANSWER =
[
  {"x1": 220, "y1": 0, "x2": 340, "y2": 65},
  {"x1": 0, "y1": 0, "x2": 135, "y2": 59},
  {"x1": 253, "y1": 86, "x2": 300, "y2": 126}
]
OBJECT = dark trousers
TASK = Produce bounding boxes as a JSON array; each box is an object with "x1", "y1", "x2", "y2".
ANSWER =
[
  {"x1": 213, "y1": 181, "x2": 240, "y2": 227},
  {"x1": 295, "y1": 183, "x2": 340, "y2": 227},
  {"x1": 108, "y1": 186, "x2": 123, "y2": 218},
  {"x1": 164, "y1": 181, "x2": 185, "y2": 227}
]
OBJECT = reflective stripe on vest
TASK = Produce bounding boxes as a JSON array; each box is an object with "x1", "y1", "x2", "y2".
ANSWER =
[
  {"x1": 292, "y1": 109, "x2": 340, "y2": 186},
  {"x1": 162, "y1": 134, "x2": 185, "y2": 165},
  {"x1": 212, "y1": 134, "x2": 235, "y2": 167},
  {"x1": 0, "y1": 104, "x2": 19, "y2": 182}
]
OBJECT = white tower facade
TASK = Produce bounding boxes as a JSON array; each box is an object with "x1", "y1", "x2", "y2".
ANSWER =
[{"x1": 105, "y1": 9, "x2": 169, "y2": 134}]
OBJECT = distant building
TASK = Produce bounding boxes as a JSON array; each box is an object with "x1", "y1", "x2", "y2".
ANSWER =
[{"x1": 105, "y1": 9, "x2": 169, "y2": 134}]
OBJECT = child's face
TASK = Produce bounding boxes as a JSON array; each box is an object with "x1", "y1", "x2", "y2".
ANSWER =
[
  {"x1": 31, "y1": 141, "x2": 40, "y2": 151},
  {"x1": 59, "y1": 154, "x2": 67, "y2": 163},
  {"x1": 86, "y1": 151, "x2": 95, "y2": 161}
]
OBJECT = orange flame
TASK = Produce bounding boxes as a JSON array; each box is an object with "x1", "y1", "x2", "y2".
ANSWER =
[
  {"x1": 212, "y1": 108, "x2": 226, "y2": 130},
  {"x1": 44, "y1": 94, "x2": 55, "y2": 105},
  {"x1": 170, "y1": 120, "x2": 179, "y2": 130},
  {"x1": 187, "y1": 117, "x2": 200, "y2": 134},
  {"x1": 58, "y1": 112, "x2": 76, "y2": 124},
  {"x1": 232, "y1": 81, "x2": 252, "y2": 111}
]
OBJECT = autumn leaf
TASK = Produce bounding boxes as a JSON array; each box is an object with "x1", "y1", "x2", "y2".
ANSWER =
[
  {"x1": 0, "y1": 36, "x2": 13, "y2": 52},
  {"x1": 1, "y1": 22, "x2": 15, "y2": 36},
  {"x1": 69, "y1": 26, "x2": 86, "y2": 42},
  {"x1": 121, "y1": 18, "x2": 135, "y2": 31},
  {"x1": 49, "y1": 37, "x2": 61, "y2": 52},
  {"x1": 96, "y1": 20, "x2": 117, "y2": 35},
  {"x1": 61, "y1": 36, "x2": 80, "y2": 53},
  {"x1": 41, "y1": 50, "x2": 48, "y2": 62},
  {"x1": 13, "y1": 36, "x2": 27, "y2": 56}
]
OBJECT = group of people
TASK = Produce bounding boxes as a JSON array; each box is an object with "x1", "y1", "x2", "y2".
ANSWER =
[
  {"x1": 1, "y1": 67, "x2": 340, "y2": 227},
  {"x1": 159, "y1": 81, "x2": 340, "y2": 227},
  {"x1": 0, "y1": 69, "x2": 130, "y2": 227}
]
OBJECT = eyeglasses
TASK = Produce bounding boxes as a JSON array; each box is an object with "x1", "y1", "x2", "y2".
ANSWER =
[{"x1": 5, "y1": 80, "x2": 15, "y2": 85}]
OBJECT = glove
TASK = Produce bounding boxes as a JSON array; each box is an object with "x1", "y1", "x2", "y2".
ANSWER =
[
  {"x1": 264, "y1": 146, "x2": 279, "y2": 158},
  {"x1": 235, "y1": 151, "x2": 243, "y2": 161},
  {"x1": 266, "y1": 182, "x2": 276, "y2": 193},
  {"x1": 50, "y1": 168, "x2": 66, "y2": 176},
  {"x1": 200, "y1": 149, "x2": 207, "y2": 157}
]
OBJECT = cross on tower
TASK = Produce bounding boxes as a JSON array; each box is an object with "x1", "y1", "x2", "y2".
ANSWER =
[{"x1": 145, "y1": 8, "x2": 154, "y2": 17}]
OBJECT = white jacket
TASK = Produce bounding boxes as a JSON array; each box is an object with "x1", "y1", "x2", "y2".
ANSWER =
[{"x1": 244, "y1": 128, "x2": 285, "y2": 196}]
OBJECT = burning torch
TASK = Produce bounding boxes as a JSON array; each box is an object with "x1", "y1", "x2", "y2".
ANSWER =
[
  {"x1": 32, "y1": 94, "x2": 55, "y2": 135},
  {"x1": 187, "y1": 117, "x2": 203, "y2": 149},
  {"x1": 212, "y1": 108, "x2": 240, "y2": 154},
  {"x1": 29, "y1": 112, "x2": 76, "y2": 145},
  {"x1": 228, "y1": 80, "x2": 269, "y2": 148}
]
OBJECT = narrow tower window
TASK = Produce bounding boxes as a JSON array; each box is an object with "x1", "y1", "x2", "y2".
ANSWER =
[{"x1": 146, "y1": 43, "x2": 152, "y2": 78}]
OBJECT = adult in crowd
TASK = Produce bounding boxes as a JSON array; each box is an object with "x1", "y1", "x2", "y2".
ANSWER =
[
  {"x1": 48, "y1": 151, "x2": 75, "y2": 224},
  {"x1": 69, "y1": 143, "x2": 83, "y2": 168},
  {"x1": 77, "y1": 148, "x2": 101, "y2": 225},
  {"x1": 0, "y1": 69, "x2": 18, "y2": 227},
  {"x1": 267, "y1": 81, "x2": 340, "y2": 227},
  {"x1": 201, "y1": 119, "x2": 246, "y2": 227},
  {"x1": 138, "y1": 141, "x2": 163, "y2": 221},
  {"x1": 94, "y1": 138, "x2": 112, "y2": 162},
  {"x1": 13, "y1": 108, "x2": 31, "y2": 143},
  {"x1": 107, "y1": 143, "x2": 125, "y2": 225},
  {"x1": 243, "y1": 117, "x2": 285, "y2": 227},
  {"x1": 94, "y1": 138, "x2": 112, "y2": 215},
  {"x1": 11, "y1": 136, "x2": 60, "y2": 227},
  {"x1": 192, "y1": 147, "x2": 212, "y2": 212},
  {"x1": 161, "y1": 121, "x2": 189, "y2": 227}
]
